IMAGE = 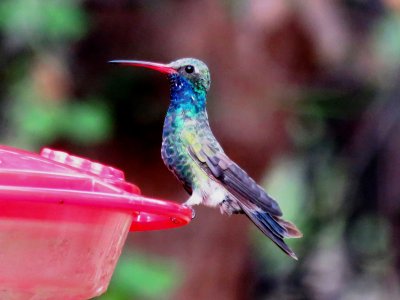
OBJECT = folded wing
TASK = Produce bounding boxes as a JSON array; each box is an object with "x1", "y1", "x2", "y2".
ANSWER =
[{"x1": 188, "y1": 143, "x2": 302, "y2": 258}]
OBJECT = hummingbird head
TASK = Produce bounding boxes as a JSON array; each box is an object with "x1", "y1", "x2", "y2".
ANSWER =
[
  {"x1": 109, "y1": 58, "x2": 211, "y2": 95},
  {"x1": 168, "y1": 58, "x2": 210, "y2": 93}
]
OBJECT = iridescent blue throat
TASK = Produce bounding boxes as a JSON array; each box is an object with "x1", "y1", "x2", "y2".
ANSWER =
[{"x1": 167, "y1": 74, "x2": 207, "y2": 114}]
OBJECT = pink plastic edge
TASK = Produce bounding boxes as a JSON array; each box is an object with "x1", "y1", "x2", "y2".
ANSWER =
[{"x1": 0, "y1": 145, "x2": 192, "y2": 231}]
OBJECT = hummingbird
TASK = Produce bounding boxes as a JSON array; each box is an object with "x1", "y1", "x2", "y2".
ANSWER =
[{"x1": 110, "y1": 58, "x2": 302, "y2": 259}]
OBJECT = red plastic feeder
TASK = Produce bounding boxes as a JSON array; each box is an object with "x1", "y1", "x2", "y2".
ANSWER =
[{"x1": 0, "y1": 145, "x2": 192, "y2": 300}]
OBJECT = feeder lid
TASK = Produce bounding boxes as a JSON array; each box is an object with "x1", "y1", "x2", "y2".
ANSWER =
[{"x1": 0, "y1": 145, "x2": 192, "y2": 231}]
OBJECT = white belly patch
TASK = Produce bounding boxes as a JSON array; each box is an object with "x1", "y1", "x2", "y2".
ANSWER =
[{"x1": 185, "y1": 179, "x2": 228, "y2": 208}]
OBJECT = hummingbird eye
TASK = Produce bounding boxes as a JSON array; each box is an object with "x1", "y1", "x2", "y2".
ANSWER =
[{"x1": 184, "y1": 65, "x2": 195, "y2": 74}]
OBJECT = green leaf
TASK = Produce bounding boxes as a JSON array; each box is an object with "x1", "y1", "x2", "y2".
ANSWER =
[
  {"x1": 61, "y1": 100, "x2": 112, "y2": 145},
  {"x1": 96, "y1": 251, "x2": 182, "y2": 300}
]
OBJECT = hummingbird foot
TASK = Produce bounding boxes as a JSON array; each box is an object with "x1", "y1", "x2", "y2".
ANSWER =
[
  {"x1": 182, "y1": 191, "x2": 202, "y2": 219},
  {"x1": 182, "y1": 204, "x2": 196, "y2": 219}
]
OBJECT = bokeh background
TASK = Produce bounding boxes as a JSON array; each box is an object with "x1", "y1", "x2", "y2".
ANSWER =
[{"x1": 1, "y1": 0, "x2": 400, "y2": 299}]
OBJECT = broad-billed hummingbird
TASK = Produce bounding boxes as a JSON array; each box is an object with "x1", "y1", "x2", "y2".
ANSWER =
[{"x1": 110, "y1": 58, "x2": 302, "y2": 259}]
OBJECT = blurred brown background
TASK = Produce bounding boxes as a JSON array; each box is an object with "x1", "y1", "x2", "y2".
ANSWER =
[{"x1": 1, "y1": 0, "x2": 400, "y2": 299}]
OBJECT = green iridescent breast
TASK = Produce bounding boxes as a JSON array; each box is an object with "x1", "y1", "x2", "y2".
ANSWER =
[
  {"x1": 161, "y1": 117, "x2": 198, "y2": 191},
  {"x1": 161, "y1": 106, "x2": 222, "y2": 189}
]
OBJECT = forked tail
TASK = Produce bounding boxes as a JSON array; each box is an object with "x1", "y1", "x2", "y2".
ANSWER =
[{"x1": 240, "y1": 204, "x2": 302, "y2": 259}]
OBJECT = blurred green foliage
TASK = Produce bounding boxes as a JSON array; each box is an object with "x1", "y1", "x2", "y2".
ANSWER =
[
  {"x1": 96, "y1": 251, "x2": 182, "y2": 300},
  {"x1": 5, "y1": 75, "x2": 112, "y2": 148},
  {"x1": 0, "y1": 0, "x2": 86, "y2": 44},
  {"x1": 373, "y1": 11, "x2": 400, "y2": 75},
  {"x1": 0, "y1": 0, "x2": 108, "y2": 150}
]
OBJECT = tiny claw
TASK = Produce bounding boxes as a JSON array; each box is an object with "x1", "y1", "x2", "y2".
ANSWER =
[
  {"x1": 183, "y1": 204, "x2": 196, "y2": 219},
  {"x1": 191, "y1": 208, "x2": 196, "y2": 219}
]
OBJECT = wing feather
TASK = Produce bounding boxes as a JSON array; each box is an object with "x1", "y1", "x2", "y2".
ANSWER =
[
  {"x1": 188, "y1": 144, "x2": 283, "y2": 217},
  {"x1": 184, "y1": 134, "x2": 302, "y2": 259}
]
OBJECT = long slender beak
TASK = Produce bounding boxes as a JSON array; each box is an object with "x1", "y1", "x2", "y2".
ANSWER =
[{"x1": 109, "y1": 60, "x2": 177, "y2": 74}]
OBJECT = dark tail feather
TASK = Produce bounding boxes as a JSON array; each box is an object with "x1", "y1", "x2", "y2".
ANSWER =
[{"x1": 240, "y1": 205, "x2": 300, "y2": 260}]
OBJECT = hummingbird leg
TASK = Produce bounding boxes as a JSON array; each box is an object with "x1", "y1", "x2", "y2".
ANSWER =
[
  {"x1": 190, "y1": 207, "x2": 196, "y2": 219},
  {"x1": 183, "y1": 192, "x2": 202, "y2": 219},
  {"x1": 182, "y1": 204, "x2": 196, "y2": 219}
]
